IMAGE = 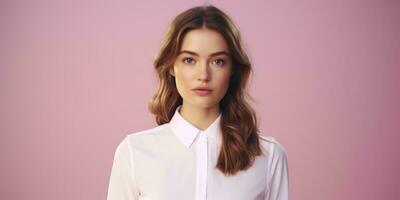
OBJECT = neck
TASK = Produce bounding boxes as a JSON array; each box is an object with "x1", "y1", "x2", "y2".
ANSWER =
[{"x1": 179, "y1": 103, "x2": 220, "y2": 131}]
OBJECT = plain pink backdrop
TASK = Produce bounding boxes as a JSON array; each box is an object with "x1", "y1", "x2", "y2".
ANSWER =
[{"x1": 1, "y1": 0, "x2": 399, "y2": 199}]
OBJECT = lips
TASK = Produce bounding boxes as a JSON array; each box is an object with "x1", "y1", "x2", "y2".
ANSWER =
[
  {"x1": 192, "y1": 87, "x2": 212, "y2": 96},
  {"x1": 193, "y1": 87, "x2": 212, "y2": 91}
]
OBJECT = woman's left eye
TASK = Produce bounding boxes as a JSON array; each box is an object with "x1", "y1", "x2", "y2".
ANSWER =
[
  {"x1": 182, "y1": 57, "x2": 195, "y2": 64},
  {"x1": 211, "y1": 59, "x2": 224, "y2": 66}
]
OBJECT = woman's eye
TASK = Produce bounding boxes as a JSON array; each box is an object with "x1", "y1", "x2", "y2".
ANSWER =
[
  {"x1": 182, "y1": 57, "x2": 195, "y2": 64},
  {"x1": 211, "y1": 59, "x2": 224, "y2": 66}
]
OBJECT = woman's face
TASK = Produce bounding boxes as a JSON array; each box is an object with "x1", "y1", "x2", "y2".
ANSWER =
[{"x1": 171, "y1": 28, "x2": 232, "y2": 110}]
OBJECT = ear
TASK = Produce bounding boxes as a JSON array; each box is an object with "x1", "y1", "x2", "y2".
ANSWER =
[{"x1": 169, "y1": 67, "x2": 175, "y2": 77}]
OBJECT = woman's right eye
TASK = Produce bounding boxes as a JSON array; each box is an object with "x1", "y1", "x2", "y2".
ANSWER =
[{"x1": 182, "y1": 57, "x2": 195, "y2": 64}]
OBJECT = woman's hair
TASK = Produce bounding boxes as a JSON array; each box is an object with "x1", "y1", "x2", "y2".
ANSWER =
[{"x1": 148, "y1": 5, "x2": 262, "y2": 176}]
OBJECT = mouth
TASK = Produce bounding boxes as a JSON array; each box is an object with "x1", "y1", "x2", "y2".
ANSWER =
[{"x1": 192, "y1": 88, "x2": 212, "y2": 96}]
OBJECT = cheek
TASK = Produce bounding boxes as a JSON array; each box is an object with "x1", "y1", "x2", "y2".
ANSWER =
[
  {"x1": 216, "y1": 73, "x2": 231, "y2": 94},
  {"x1": 174, "y1": 68, "x2": 192, "y2": 94}
]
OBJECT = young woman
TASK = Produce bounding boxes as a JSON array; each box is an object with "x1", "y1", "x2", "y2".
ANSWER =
[{"x1": 107, "y1": 5, "x2": 289, "y2": 200}]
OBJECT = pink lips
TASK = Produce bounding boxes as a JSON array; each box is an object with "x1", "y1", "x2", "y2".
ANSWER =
[{"x1": 193, "y1": 87, "x2": 212, "y2": 96}]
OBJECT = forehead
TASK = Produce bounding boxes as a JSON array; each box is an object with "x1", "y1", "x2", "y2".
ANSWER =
[{"x1": 179, "y1": 28, "x2": 229, "y2": 56}]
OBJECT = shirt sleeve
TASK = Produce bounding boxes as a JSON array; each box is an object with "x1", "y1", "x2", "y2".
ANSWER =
[
  {"x1": 107, "y1": 136, "x2": 140, "y2": 200},
  {"x1": 264, "y1": 138, "x2": 289, "y2": 200}
]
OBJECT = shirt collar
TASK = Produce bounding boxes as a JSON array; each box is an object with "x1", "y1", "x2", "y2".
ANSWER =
[{"x1": 168, "y1": 105, "x2": 222, "y2": 148}]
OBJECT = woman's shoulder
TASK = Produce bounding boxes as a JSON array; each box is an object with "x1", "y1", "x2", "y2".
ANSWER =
[
  {"x1": 122, "y1": 123, "x2": 171, "y2": 144},
  {"x1": 258, "y1": 133, "x2": 288, "y2": 158}
]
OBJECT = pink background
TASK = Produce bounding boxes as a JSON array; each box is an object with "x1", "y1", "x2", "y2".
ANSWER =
[{"x1": 1, "y1": 0, "x2": 399, "y2": 199}]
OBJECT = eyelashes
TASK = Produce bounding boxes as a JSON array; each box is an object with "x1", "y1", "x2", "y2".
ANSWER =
[{"x1": 182, "y1": 57, "x2": 226, "y2": 66}]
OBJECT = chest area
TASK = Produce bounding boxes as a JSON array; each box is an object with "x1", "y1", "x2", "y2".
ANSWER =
[{"x1": 132, "y1": 145, "x2": 268, "y2": 200}]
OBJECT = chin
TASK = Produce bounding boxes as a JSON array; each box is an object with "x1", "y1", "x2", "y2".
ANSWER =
[{"x1": 192, "y1": 100, "x2": 219, "y2": 109}]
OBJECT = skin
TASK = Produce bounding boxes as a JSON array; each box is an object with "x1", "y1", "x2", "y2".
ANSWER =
[{"x1": 170, "y1": 28, "x2": 233, "y2": 130}]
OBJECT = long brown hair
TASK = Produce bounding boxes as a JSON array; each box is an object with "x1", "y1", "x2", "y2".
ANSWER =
[{"x1": 148, "y1": 5, "x2": 262, "y2": 176}]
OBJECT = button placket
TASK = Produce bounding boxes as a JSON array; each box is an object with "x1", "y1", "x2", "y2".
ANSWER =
[{"x1": 195, "y1": 132, "x2": 208, "y2": 200}]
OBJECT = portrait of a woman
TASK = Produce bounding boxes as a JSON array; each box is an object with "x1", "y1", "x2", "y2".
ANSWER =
[{"x1": 107, "y1": 5, "x2": 289, "y2": 200}]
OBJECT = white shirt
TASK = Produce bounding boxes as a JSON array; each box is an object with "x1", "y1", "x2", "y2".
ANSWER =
[{"x1": 107, "y1": 106, "x2": 289, "y2": 200}]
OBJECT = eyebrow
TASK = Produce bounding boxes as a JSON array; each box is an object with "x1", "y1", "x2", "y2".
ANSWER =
[{"x1": 179, "y1": 50, "x2": 230, "y2": 57}]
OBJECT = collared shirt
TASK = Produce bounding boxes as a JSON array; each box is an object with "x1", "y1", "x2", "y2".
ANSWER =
[{"x1": 107, "y1": 105, "x2": 289, "y2": 200}]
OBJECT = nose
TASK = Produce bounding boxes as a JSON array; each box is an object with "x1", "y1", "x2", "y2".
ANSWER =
[{"x1": 197, "y1": 61, "x2": 210, "y2": 82}]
